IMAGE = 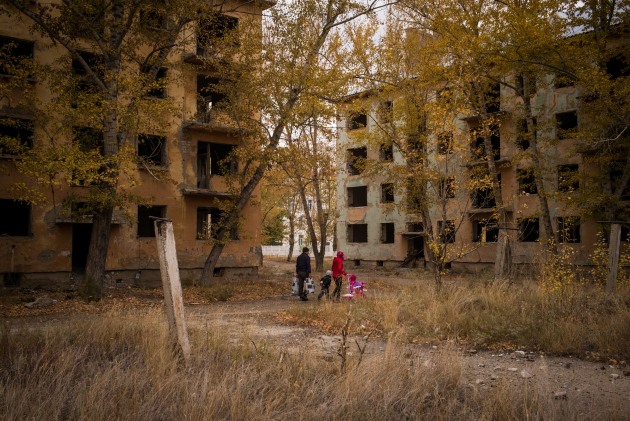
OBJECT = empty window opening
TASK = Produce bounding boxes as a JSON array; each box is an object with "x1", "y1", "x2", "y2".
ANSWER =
[
  {"x1": 556, "y1": 111, "x2": 578, "y2": 139},
  {"x1": 518, "y1": 217, "x2": 539, "y2": 242},
  {"x1": 470, "y1": 127, "x2": 500, "y2": 161},
  {"x1": 0, "y1": 199, "x2": 30, "y2": 236},
  {"x1": 406, "y1": 178, "x2": 423, "y2": 212},
  {"x1": 381, "y1": 183, "x2": 394, "y2": 203},
  {"x1": 437, "y1": 132, "x2": 453, "y2": 155},
  {"x1": 347, "y1": 223, "x2": 368, "y2": 243},
  {"x1": 554, "y1": 75, "x2": 575, "y2": 89},
  {"x1": 609, "y1": 161, "x2": 630, "y2": 200},
  {"x1": 472, "y1": 218, "x2": 499, "y2": 243},
  {"x1": 438, "y1": 176, "x2": 455, "y2": 200},
  {"x1": 381, "y1": 222, "x2": 395, "y2": 244},
  {"x1": 0, "y1": 117, "x2": 33, "y2": 154},
  {"x1": 558, "y1": 164, "x2": 579, "y2": 192},
  {"x1": 197, "y1": 75, "x2": 228, "y2": 122},
  {"x1": 347, "y1": 112, "x2": 368, "y2": 130},
  {"x1": 376, "y1": 260, "x2": 384, "y2": 267},
  {"x1": 379, "y1": 100, "x2": 393, "y2": 123},
  {"x1": 406, "y1": 132, "x2": 426, "y2": 164},
  {"x1": 558, "y1": 216, "x2": 580, "y2": 243},
  {"x1": 347, "y1": 186, "x2": 368, "y2": 207},
  {"x1": 142, "y1": 66, "x2": 167, "y2": 99},
  {"x1": 517, "y1": 167, "x2": 537, "y2": 195},
  {"x1": 407, "y1": 222, "x2": 424, "y2": 233},
  {"x1": 379, "y1": 143, "x2": 394, "y2": 161},
  {"x1": 72, "y1": 127, "x2": 104, "y2": 186},
  {"x1": 73, "y1": 126, "x2": 104, "y2": 153},
  {"x1": 138, "y1": 134, "x2": 165, "y2": 166},
  {"x1": 485, "y1": 82, "x2": 501, "y2": 113},
  {"x1": 437, "y1": 220, "x2": 455, "y2": 243},
  {"x1": 197, "y1": 13, "x2": 238, "y2": 56},
  {"x1": 197, "y1": 207, "x2": 238, "y2": 240},
  {"x1": 197, "y1": 142, "x2": 238, "y2": 188},
  {"x1": 600, "y1": 225, "x2": 630, "y2": 244},
  {"x1": 472, "y1": 173, "x2": 500, "y2": 209},
  {"x1": 347, "y1": 147, "x2": 367, "y2": 175},
  {"x1": 72, "y1": 50, "x2": 102, "y2": 79},
  {"x1": 516, "y1": 73, "x2": 537, "y2": 97},
  {"x1": 516, "y1": 118, "x2": 536, "y2": 150},
  {"x1": 137, "y1": 205, "x2": 166, "y2": 237},
  {"x1": 213, "y1": 267, "x2": 225, "y2": 277},
  {"x1": 606, "y1": 53, "x2": 630, "y2": 80},
  {"x1": 354, "y1": 259, "x2": 361, "y2": 267},
  {"x1": 0, "y1": 36, "x2": 34, "y2": 76}
]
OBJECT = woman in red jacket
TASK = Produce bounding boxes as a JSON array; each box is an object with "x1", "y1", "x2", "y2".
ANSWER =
[{"x1": 331, "y1": 251, "x2": 347, "y2": 301}]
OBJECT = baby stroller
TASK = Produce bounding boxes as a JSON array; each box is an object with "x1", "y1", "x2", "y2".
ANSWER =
[{"x1": 341, "y1": 274, "x2": 367, "y2": 300}]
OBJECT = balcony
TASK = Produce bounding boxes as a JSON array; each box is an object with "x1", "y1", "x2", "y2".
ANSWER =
[{"x1": 182, "y1": 109, "x2": 242, "y2": 134}]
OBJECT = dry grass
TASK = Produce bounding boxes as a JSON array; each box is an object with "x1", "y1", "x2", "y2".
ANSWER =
[
  {"x1": 0, "y1": 308, "x2": 614, "y2": 421},
  {"x1": 281, "y1": 277, "x2": 630, "y2": 361}
]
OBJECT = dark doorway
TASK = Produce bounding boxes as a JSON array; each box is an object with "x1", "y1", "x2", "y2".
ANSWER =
[
  {"x1": 72, "y1": 224, "x2": 93, "y2": 271},
  {"x1": 405, "y1": 235, "x2": 425, "y2": 268}
]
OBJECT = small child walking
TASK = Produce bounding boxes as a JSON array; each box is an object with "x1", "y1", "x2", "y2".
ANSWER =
[{"x1": 318, "y1": 270, "x2": 333, "y2": 301}]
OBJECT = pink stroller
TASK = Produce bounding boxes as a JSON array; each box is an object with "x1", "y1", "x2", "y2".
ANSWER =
[{"x1": 342, "y1": 274, "x2": 367, "y2": 300}]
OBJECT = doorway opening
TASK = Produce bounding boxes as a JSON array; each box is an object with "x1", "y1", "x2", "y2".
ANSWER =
[{"x1": 72, "y1": 223, "x2": 93, "y2": 272}]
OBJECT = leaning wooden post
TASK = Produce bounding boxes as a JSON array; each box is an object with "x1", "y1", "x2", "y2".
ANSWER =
[
  {"x1": 153, "y1": 217, "x2": 191, "y2": 362},
  {"x1": 606, "y1": 223, "x2": 622, "y2": 296}
]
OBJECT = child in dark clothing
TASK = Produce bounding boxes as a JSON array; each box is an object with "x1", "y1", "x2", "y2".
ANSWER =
[{"x1": 318, "y1": 270, "x2": 333, "y2": 301}]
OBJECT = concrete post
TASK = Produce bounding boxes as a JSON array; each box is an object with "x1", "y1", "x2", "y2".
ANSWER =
[
  {"x1": 154, "y1": 218, "x2": 191, "y2": 362},
  {"x1": 494, "y1": 233, "x2": 511, "y2": 281},
  {"x1": 606, "y1": 223, "x2": 621, "y2": 296}
]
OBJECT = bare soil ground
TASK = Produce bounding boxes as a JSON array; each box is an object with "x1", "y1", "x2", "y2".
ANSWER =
[{"x1": 1, "y1": 258, "x2": 629, "y2": 417}]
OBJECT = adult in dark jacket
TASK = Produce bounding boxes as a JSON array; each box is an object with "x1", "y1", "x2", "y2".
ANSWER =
[{"x1": 295, "y1": 247, "x2": 311, "y2": 301}]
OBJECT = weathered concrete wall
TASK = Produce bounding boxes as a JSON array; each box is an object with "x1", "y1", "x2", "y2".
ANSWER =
[
  {"x1": 336, "y1": 72, "x2": 612, "y2": 269},
  {"x1": 0, "y1": 2, "x2": 265, "y2": 286}
]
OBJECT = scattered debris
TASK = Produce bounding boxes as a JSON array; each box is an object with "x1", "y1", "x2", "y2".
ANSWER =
[
  {"x1": 554, "y1": 391, "x2": 568, "y2": 400},
  {"x1": 611, "y1": 374, "x2": 620, "y2": 380},
  {"x1": 24, "y1": 295, "x2": 56, "y2": 308},
  {"x1": 520, "y1": 369, "x2": 533, "y2": 379},
  {"x1": 515, "y1": 350, "x2": 526, "y2": 358}
]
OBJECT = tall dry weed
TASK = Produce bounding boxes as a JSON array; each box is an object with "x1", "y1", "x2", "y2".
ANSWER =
[{"x1": 1, "y1": 307, "x2": 626, "y2": 420}]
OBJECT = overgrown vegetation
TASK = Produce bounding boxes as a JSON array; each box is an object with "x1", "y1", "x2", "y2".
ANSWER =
[
  {"x1": 282, "y1": 274, "x2": 630, "y2": 361},
  {"x1": 0, "y1": 308, "x2": 620, "y2": 420}
]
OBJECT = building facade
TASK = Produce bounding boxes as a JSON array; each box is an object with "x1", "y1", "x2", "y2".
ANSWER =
[
  {"x1": 0, "y1": 1, "x2": 271, "y2": 286},
  {"x1": 336, "y1": 65, "x2": 627, "y2": 272}
]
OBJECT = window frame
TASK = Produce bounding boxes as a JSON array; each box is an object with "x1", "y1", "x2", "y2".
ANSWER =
[
  {"x1": 347, "y1": 223, "x2": 368, "y2": 243},
  {"x1": 518, "y1": 217, "x2": 540, "y2": 242},
  {"x1": 380, "y1": 222, "x2": 395, "y2": 244},
  {"x1": 137, "y1": 205, "x2": 166, "y2": 238},
  {"x1": 557, "y1": 216, "x2": 581, "y2": 244},
  {"x1": 437, "y1": 220, "x2": 455, "y2": 244},
  {"x1": 347, "y1": 185, "x2": 368, "y2": 207},
  {"x1": 381, "y1": 183, "x2": 395, "y2": 203},
  {"x1": 0, "y1": 199, "x2": 31, "y2": 236}
]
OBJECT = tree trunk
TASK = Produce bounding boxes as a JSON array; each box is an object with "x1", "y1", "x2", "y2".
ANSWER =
[
  {"x1": 287, "y1": 213, "x2": 296, "y2": 262},
  {"x1": 81, "y1": 206, "x2": 114, "y2": 300},
  {"x1": 200, "y1": 6, "x2": 345, "y2": 284},
  {"x1": 522, "y1": 81, "x2": 558, "y2": 251},
  {"x1": 480, "y1": 118, "x2": 512, "y2": 281}
]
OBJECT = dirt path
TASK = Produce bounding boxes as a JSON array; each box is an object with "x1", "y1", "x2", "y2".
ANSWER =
[
  {"x1": 184, "y1": 292, "x2": 629, "y2": 417},
  {"x1": 2, "y1": 259, "x2": 629, "y2": 416}
]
